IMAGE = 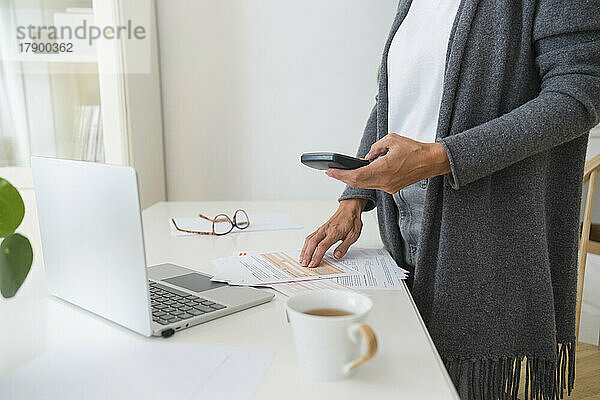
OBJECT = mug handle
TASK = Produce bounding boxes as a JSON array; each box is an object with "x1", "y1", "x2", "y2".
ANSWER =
[{"x1": 346, "y1": 324, "x2": 378, "y2": 372}]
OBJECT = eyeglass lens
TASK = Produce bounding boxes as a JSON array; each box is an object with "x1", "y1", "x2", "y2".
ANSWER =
[
  {"x1": 213, "y1": 214, "x2": 234, "y2": 235},
  {"x1": 234, "y1": 210, "x2": 250, "y2": 229}
]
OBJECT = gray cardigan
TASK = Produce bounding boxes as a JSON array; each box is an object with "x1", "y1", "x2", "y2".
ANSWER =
[{"x1": 340, "y1": 0, "x2": 600, "y2": 399}]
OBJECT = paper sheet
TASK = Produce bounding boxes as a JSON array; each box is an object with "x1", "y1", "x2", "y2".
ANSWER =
[
  {"x1": 194, "y1": 346, "x2": 276, "y2": 400},
  {"x1": 332, "y1": 248, "x2": 409, "y2": 290},
  {"x1": 212, "y1": 250, "x2": 360, "y2": 285},
  {"x1": 0, "y1": 339, "x2": 275, "y2": 400},
  {"x1": 170, "y1": 213, "x2": 302, "y2": 237},
  {"x1": 268, "y1": 278, "x2": 354, "y2": 297}
]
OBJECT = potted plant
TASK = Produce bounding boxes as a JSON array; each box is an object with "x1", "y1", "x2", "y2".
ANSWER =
[{"x1": 0, "y1": 178, "x2": 33, "y2": 298}]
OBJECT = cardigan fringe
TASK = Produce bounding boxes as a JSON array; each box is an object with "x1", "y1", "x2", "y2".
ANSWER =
[{"x1": 442, "y1": 340, "x2": 575, "y2": 400}]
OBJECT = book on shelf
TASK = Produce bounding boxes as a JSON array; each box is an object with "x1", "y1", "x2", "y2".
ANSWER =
[{"x1": 72, "y1": 105, "x2": 105, "y2": 163}]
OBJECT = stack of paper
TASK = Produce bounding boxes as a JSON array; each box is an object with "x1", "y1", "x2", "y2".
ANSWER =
[
  {"x1": 331, "y1": 248, "x2": 408, "y2": 290},
  {"x1": 268, "y1": 279, "x2": 355, "y2": 297},
  {"x1": 211, "y1": 248, "x2": 409, "y2": 294},
  {"x1": 212, "y1": 250, "x2": 361, "y2": 286}
]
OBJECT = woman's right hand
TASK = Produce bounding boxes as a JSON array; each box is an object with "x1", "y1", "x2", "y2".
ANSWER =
[{"x1": 299, "y1": 199, "x2": 367, "y2": 268}]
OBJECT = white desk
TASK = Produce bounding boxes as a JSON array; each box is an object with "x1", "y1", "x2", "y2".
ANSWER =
[{"x1": 1, "y1": 201, "x2": 458, "y2": 399}]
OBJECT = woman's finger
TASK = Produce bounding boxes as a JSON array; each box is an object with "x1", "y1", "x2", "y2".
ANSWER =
[
  {"x1": 300, "y1": 230, "x2": 326, "y2": 266},
  {"x1": 326, "y1": 168, "x2": 355, "y2": 184},
  {"x1": 365, "y1": 135, "x2": 393, "y2": 160},
  {"x1": 327, "y1": 166, "x2": 370, "y2": 187},
  {"x1": 300, "y1": 233, "x2": 315, "y2": 264},
  {"x1": 326, "y1": 159, "x2": 383, "y2": 189},
  {"x1": 333, "y1": 232, "x2": 359, "y2": 259},
  {"x1": 308, "y1": 236, "x2": 340, "y2": 268}
]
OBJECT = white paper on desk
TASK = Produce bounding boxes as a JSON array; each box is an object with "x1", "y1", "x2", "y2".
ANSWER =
[
  {"x1": 332, "y1": 248, "x2": 409, "y2": 290},
  {"x1": 199, "y1": 346, "x2": 276, "y2": 400},
  {"x1": 170, "y1": 213, "x2": 302, "y2": 237},
  {"x1": 268, "y1": 278, "x2": 355, "y2": 297},
  {"x1": 211, "y1": 250, "x2": 360, "y2": 285},
  {"x1": 0, "y1": 339, "x2": 275, "y2": 400}
]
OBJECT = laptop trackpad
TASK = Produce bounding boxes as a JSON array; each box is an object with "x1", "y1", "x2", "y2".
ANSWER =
[{"x1": 162, "y1": 273, "x2": 226, "y2": 293}]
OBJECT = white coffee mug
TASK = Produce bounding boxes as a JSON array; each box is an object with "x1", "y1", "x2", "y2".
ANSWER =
[{"x1": 286, "y1": 289, "x2": 378, "y2": 380}]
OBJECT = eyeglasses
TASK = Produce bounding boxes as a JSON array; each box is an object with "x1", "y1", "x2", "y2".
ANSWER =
[{"x1": 171, "y1": 209, "x2": 250, "y2": 236}]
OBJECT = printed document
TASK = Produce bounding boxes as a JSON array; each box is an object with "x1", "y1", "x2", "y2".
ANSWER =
[
  {"x1": 333, "y1": 248, "x2": 408, "y2": 290},
  {"x1": 212, "y1": 250, "x2": 360, "y2": 285},
  {"x1": 268, "y1": 278, "x2": 354, "y2": 297}
]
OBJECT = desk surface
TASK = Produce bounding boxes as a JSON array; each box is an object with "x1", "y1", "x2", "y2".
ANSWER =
[{"x1": 1, "y1": 201, "x2": 458, "y2": 399}]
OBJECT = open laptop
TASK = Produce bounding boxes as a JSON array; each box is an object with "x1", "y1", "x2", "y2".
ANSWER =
[{"x1": 31, "y1": 157, "x2": 274, "y2": 337}]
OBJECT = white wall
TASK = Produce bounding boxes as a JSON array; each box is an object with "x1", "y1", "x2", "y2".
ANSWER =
[{"x1": 156, "y1": 0, "x2": 398, "y2": 201}]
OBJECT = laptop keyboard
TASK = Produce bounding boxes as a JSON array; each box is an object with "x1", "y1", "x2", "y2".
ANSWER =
[{"x1": 149, "y1": 281, "x2": 227, "y2": 326}]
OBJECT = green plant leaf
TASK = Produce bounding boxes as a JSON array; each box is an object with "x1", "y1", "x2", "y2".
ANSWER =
[
  {"x1": 0, "y1": 233, "x2": 33, "y2": 298},
  {"x1": 0, "y1": 178, "x2": 25, "y2": 238}
]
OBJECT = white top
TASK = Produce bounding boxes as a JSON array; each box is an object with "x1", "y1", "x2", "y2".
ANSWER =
[
  {"x1": 387, "y1": 0, "x2": 462, "y2": 143},
  {"x1": 0, "y1": 201, "x2": 459, "y2": 400}
]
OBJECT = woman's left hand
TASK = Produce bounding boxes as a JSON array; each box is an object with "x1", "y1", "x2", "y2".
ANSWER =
[{"x1": 326, "y1": 133, "x2": 451, "y2": 194}]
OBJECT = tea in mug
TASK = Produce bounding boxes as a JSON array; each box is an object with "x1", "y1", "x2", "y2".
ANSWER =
[{"x1": 303, "y1": 308, "x2": 354, "y2": 317}]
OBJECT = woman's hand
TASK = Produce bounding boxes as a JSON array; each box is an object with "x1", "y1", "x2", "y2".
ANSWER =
[
  {"x1": 326, "y1": 134, "x2": 451, "y2": 194},
  {"x1": 300, "y1": 199, "x2": 366, "y2": 268}
]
